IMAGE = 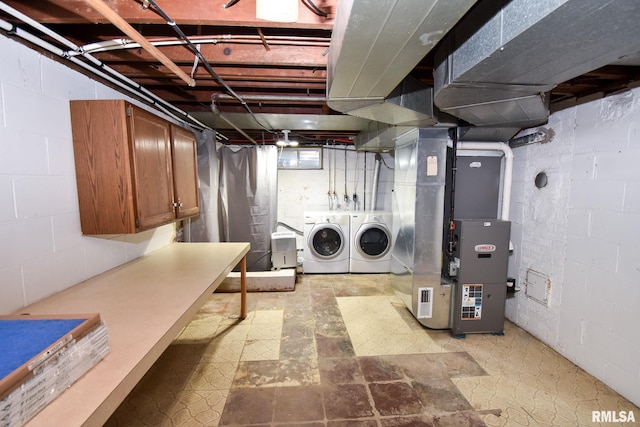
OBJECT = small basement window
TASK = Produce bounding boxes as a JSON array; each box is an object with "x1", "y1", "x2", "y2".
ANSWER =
[{"x1": 278, "y1": 147, "x2": 323, "y2": 169}]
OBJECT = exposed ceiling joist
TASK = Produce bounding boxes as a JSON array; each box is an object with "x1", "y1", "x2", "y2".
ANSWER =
[{"x1": 1, "y1": 0, "x2": 639, "y2": 144}]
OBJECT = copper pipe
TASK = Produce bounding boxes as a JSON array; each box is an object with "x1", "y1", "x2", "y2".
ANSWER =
[{"x1": 83, "y1": 0, "x2": 195, "y2": 87}]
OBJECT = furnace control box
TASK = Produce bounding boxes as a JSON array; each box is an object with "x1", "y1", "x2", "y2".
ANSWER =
[{"x1": 450, "y1": 219, "x2": 511, "y2": 337}]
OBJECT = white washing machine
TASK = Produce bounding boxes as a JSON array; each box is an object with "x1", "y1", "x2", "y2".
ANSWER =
[
  {"x1": 303, "y1": 211, "x2": 350, "y2": 273},
  {"x1": 349, "y1": 211, "x2": 393, "y2": 273}
]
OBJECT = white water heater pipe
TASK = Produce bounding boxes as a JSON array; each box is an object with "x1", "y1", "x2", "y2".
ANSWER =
[{"x1": 449, "y1": 142, "x2": 514, "y2": 221}]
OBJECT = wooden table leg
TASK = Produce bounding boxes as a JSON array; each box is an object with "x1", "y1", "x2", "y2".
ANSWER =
[{"x1": 240, "y1": 255, "x2": 247, "y2": 319}]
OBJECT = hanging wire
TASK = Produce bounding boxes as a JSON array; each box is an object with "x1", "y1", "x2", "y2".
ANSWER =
[
  {"x1": 189, "y1": 43, "x2": 200, "y2": 79},
  {"x1": 223, "y1": 0, "x2": 241, "y2": 8},
  {"x1": 142, "y1": 0, "x2": 276, "y2": 135},
  {"x1": 379, "y1": 153, "x2": 395, "y2": 170},
  {"x1": 302, "y1": 0, "x2": 329, "y2": 17}
]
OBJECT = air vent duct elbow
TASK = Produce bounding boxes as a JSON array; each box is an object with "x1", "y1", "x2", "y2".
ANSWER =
[
  {"x1": 433, "y1": 0, "x2": 640, "y2": 128},
  {"x1": 327, "y1": 0, "x2": 478, "y2": 126}
]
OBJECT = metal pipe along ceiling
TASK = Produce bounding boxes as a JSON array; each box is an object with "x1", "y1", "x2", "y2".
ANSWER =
[{"x1": 0, "y1": 1, "x2": 210, "y2": 131}]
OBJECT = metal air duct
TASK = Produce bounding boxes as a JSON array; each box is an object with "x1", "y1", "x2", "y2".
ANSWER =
[
  {"x1": 434, "y1": 0, "x2": 640, "y2": 128},
  {"x1": 327, "y1": 0, "x2": 478, "y2": 126}
]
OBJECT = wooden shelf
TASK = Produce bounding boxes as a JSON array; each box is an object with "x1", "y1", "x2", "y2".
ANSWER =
[{"x1": 14, "y1": 242, "x2": 249, "y2": 427}]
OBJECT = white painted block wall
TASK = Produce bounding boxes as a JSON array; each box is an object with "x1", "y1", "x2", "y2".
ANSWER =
[
  {"x1": 507, "y1": 88, "x2": 640, "y2": 406},
  {"x1": 277, "y1": 146, "x2": 393, "y2": 250},
  {"x1": 0, "y1": 35, "x2": 176, "y2": 315}
]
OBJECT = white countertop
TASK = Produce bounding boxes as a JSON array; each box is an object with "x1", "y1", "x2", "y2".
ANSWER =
[{"x1": 16, "y1": 242, "x2": 249, "y2": 427}]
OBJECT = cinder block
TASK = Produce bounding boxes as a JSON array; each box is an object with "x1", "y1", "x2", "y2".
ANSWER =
[
  {"x1": 596, "y1": 149, "x2": 640, "y2": 182},
  {"x1": 0, "y1": 36, "x2": 41, "y2": 91},
  {"x1": 566, "y1": 208, "x2": 590, "y2": 237},
  {"x1": 570, "y1": 180, "x2": 625, "y2": 210},
  {"x1": 0, "y1": 129, "x2": 49, "y2": 175},
  {"x1": 600, "y1": 363, "x2": 640, "y2": 410},
  {"x1": 0, "y1": 217, "x2": 52, "y2": 269},
  {"x1": 4, "y1": 84, "x2": 69, "y2": 138},
  {"x1": 42, "y1": 59, "x2": 94, "y2": 101},
  {"x1": 571, "y1": 152, "x2": 595, "y2": 181},
  {"x1": 565, "y1": 235, "x2": 618, "y2": 271},
  {"x1": 14, "y1": 176, "x2": 77, "y2": 218},
  {"x1": 0, "y1": 267, "x2": 25, "y2": 314},
  {"x1": 623, "y1": 183, "x2": 640, "y2": 213},
  {"x1": 0, "y1": 178, "x2": 16, "y2": 222}
]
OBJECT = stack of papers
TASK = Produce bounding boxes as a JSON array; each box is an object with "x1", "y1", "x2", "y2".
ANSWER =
[{"x1": 0, "y1": 314, "x2": 110, "y2": 427}]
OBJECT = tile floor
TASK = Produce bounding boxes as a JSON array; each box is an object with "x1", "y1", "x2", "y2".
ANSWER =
[{"x1": 105, "y1": 274, "x2": 638, "y2": 426}]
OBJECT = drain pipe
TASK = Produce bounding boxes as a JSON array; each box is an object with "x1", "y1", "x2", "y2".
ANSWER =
[
  {"x1": 370, "y1": 153, "x2": 382, "y2": 211},
  {"x1": 448, "y1": 141, "x2": 514, "y2": 221}
]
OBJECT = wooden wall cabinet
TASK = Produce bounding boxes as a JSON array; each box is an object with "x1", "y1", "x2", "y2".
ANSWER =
[{"x1": 70, "y1": 100, "x2": 200, "y2": 234}]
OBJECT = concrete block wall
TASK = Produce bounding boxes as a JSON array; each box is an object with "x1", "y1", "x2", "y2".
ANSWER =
[
  {"x1": 507, "y1": 87, "x2": 640, "y2": 406},
  {"x1": 277, "y1": 146, "x2": 393, "y2": 250},
  {"x1": 0, "y1": 35, "x2": 176, "y2": 315}
]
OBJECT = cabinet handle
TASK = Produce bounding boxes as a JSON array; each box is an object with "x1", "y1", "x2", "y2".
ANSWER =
[{"x1": 173, "y1": 199, "x2": 183, "y2": 208}]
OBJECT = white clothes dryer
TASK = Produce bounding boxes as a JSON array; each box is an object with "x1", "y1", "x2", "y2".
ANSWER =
[
  {"x1": 303, "y1": 211, "x2": 350, "y2": 273},
  {"x1": 349, "y1": 211, "x2": 393, "y2": 273}
]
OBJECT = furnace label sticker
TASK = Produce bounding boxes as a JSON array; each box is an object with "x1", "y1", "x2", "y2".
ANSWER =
[{"x1": 461, "y1": 284, "x2": 482, "y2": 320}]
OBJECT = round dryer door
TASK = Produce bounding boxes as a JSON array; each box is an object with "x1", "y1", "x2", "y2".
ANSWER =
[
  {"x1": 356, "y1": 225, "x2": 390, "y2": 259},
  {"x1": 310, "y1": 224, "x2": 344, "y2": 259}
]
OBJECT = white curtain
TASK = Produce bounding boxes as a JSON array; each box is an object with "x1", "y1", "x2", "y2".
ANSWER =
[{"x1": 218, "y1": 145, "x2": 278, "y2": 271}]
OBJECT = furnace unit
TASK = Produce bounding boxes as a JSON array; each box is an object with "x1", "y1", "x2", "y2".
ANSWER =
[{"x1": 449, "y1": 219, "x2": 511, "y2": 337}]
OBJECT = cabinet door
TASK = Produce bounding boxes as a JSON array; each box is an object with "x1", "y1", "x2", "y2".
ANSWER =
[
  {"x1": 128, "y1": 106, "x2": 176, "y2": 230},
  {"x1": 170, "y1": 125, "x2": 200, "y2": 219},
  {"x1": 71, "y1": 100, "x2": 136, "y2": 234}
]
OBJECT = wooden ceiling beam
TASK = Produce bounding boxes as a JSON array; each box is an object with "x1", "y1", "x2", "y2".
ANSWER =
[
  {"x1": 3, "y1": 0, "x2": 336, "y2": 28},
  {"x1": 91, "y1": 43, "x2": 328, "y2": 67},
  {"x1": 150, "y1": 88, "x2": 327, "y2": 104},
  {"x1": 105, "y1": 64, "x2": 326, "y2": 81},
  {"x1": 134, "y1": 78, "x2": 326, "y2": 90}
]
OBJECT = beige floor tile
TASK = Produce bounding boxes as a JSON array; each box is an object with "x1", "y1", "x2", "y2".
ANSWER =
[
  {"x1": 173, "y1": 316, "x2": 223, "y2": 344},
  {"x1": 352, "y1": 331, "x2": 442, "y2": 356},
  {"x1": 240, "y1": 339, "x2": 281, "y2": 361},
  {"x1": 337, "y1": 295, "x2": 404, "y2": 321},
  {"x1": 202, "y1": 339, "x2": 245, "y2": 363},
  {"x1": 186, "y1": 362, "x2": 238, "y2": 391},
  {"x1": 250, "y1": 309, "x2": 284, "y2": 324},
  {"x1": 106, "y1": 387, "x2": 228, "y2": 427},
  {"x1": 247, "y1": 322, "x2": 283, "y2": 340},
  {"x1": 346, "y1": 317, "x2": 415, "y2": 338},
  {"x1": 212, "y1": 322, "x2": 250, "y2": 341}
]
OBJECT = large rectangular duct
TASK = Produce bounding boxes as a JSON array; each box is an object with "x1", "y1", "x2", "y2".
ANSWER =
[
  {"x1": 391, "y1": 128, "x2": 451, "y2": 329},
  {"x1": 434, "y1": 0, "x2": 640, "y2": 128},
  {"x1": 353, "y1": 122, "x2": 414, "y2": 152},
  {"x1": 327, "y1": 0, "x2": 478, "y2": 126}
]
